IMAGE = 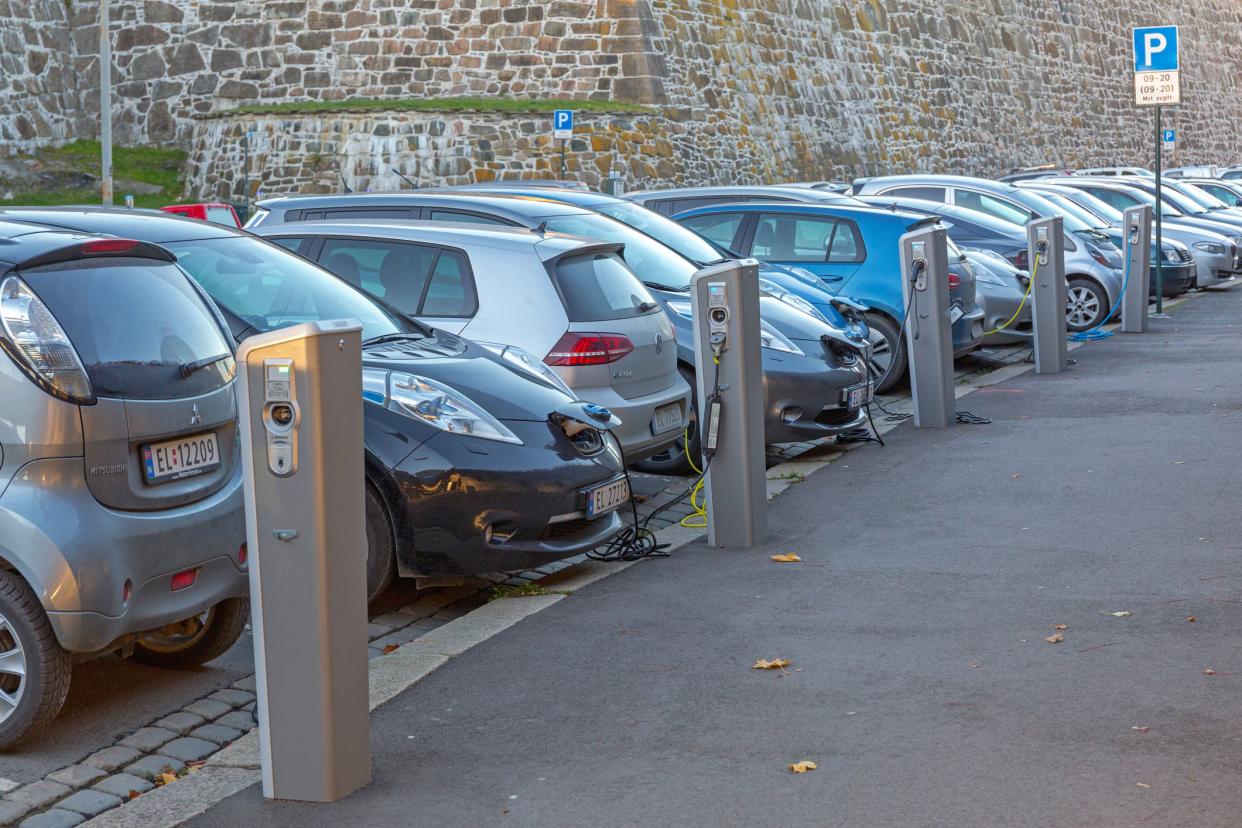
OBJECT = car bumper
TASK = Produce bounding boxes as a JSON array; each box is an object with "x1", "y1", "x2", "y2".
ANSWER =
[
  {"x1": 976, "y1": 283, "x2": 1033, "y2": 345},
  {"x1": 1151, "y1": 263, "x2": 1195, "y2": 295},
  {"x1": 952, "y1": 306, "x2": 985, "y2": 357},
  {"x1": 569, "y1": 380, "x2": 691, "y2": 463},
  {"x1": 0, "y1": 457, "x2": 247, "y2": 654},
  {"x1": 389, "y1": 420, "x2": 626, "y2": 576},
  {"x1": 761, "y1": 348, "x2": 870, "y2": 444}
]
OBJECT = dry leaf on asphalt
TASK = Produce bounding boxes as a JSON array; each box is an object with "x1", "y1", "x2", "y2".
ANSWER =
[
  {"x1": 1053, "y1": 624, "x2": 1067, "y2": 631},
  {"x1": 127, "y1": 790, "x2": 141, "y2": 800},
  {"x1": 1205, "y1": 668, "x2": 1217, "y2": 675},
  {"x1": 968, "y1": 661, "x2": 981, "y2": 668},
  {"x1": 1045, "y1": 633, "x2": 1064, "y2": 644},
  {"x1": 1137, "y1": 782, "x2": 1150, "y2": 789},
  {"x1": 157, "y1": 772, "x2": 178, "y2": 786},
  {"x1": 1111, "y1": 611, "x2": 1132, "y2": 617},
  {"x1": 788, "y1": 760, "x2": 818, "y2": 773},
  {"x1": 1010, "y1": 473, "x2": 1021, "y2": 479},
  {"x1": 770, "y1": 553, "x2": 802, "y2": 563},
  {"x1": 753, "y1": 658, "x2": 791, "y2": 670},
  {"x1": 1131, "y1": 726, "x2": 1151, "y2": 733},
  {"x1": 1187, "y1": 616, "x2": 1197, "y2": 623},
  {"x1": 382, "y1": 644, "x2": 399, "y2": 654}
]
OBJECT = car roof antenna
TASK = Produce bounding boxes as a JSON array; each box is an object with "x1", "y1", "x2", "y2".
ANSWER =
[
  {"x1": 333, "y1": 149, "x2": 353, "y2": 194},
  {"x1": 391, "y1": 168, "x2": 418, "y2": 189}
]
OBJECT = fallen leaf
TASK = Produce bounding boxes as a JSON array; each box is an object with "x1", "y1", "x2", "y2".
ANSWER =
[
  {"x1": 788, "y1": 760, "x2": 818, "y2": 774},
  {"x1": 1205, "y1": 668, "x2": 1217, "y2": 676},
  {"x1": 1111, "y1": 611, "x2": 1131, "y2": 618},
  {"x1": 1136, "y1": 782, "x2": 1150, "y2": 789},
  {"x1": 968, "y1": 661, "x2": 981, "y2": 668},
  {"x1": 1131, "y1": 726, "x2": 1150, "y2": 733},
  {"x1": 633, "y1": 494, "x2": 648, "y2": 504},
  {"x1": 158, "y1": 772, "x2": 178, "y2": 786},
  {"x1": 753, "y1": 658, "x2": 791, "y2": 670},
  {"x1": 770, "y1": 553, "x2": 802, "y2": 563},
  {"x1": 128, "y1": 790, "x2": 141, "y2": 800},
  {"x1": 382, "y1": 644, "x2": 399, "y2": 654},
  {"x1": 186, "y1": 760, "x2": 206, "y2": 768},
  {"x1": 1045, "y1": 633, "x2": 1064, "y2": 644},
  {"x1": 1187, "y1": 616, "x2": 1197, "y2": 623},
  {"x1": 1053, "y1": 624, "x2": 1067, "y2": 631}
]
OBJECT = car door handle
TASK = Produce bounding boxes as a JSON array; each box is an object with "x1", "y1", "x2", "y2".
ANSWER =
[{"x1": 821, "y1": 275, "x2": 844, "y2": 282}]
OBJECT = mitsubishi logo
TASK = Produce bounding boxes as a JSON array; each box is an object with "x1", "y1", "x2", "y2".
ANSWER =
[
  {"x1": 190, "y1": 404, "x2": 202, "y2": 426},
  {"x1": 654, "y1": 332, "x2": 665, "y2": 355}
]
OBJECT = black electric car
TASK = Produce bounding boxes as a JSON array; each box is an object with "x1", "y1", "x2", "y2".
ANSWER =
[{"x1": 2, "y1": 208, "x2": 628, "y2": 600}]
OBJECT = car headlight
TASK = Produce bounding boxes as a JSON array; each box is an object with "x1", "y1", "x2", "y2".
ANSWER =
[
  {"x1": 477, "y1": 342, "x2": 576, "y2": 399},
  {"x1": 758, "y1": 278, "x2": 825, "y2": 321},
  {"x1": 361, "y1": 368, "x2": 521, "y2": 444},
  {"x1": 1194, "y1": 241, "x2": 1226, "y2": 255},
  {"x1": 759, "y1": 321, "x2": 804, "y2": 355}
]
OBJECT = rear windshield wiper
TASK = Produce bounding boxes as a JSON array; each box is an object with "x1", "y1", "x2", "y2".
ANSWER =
[{"x1": 180, "y1": 353, "x2": 232, "y2": 378}]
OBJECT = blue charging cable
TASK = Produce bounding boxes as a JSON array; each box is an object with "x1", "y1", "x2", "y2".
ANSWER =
[{"x1": 1069, "y1": 243, "x2": 1132, "y2": 342}]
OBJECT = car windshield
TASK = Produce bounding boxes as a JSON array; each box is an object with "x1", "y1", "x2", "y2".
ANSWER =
[
  {"x1": 536, "y1": 212, "x2": 698, "y2": 291},
  {"x1": 592, "y1": 200, "x2": 724, "y2": 264},
  {"x1": 1044, "y1": 194, "x2": 1111, "y2": 229},
  {"x1": 1014, "y1": 190, "x2": 1097, "y2": 233},
  {"x1": 164, "y1": 236, "x2": 421, "y2": 341},
  {"x1": 1175, "y1": 181, "x2": 1229, "y2": 210},
  {"x1": 1055, "y1": 190, "x2": 1125, "y2": 224}
]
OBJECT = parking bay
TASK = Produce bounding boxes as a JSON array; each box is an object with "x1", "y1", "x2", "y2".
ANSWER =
[{"x1": 0, "y1": 332, "x2": 1095, "y2": 788}]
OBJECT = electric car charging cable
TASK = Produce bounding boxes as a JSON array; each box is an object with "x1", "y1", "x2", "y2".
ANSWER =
[
  {"x1": 983, "y1": 255, "x2": 1037, "y2": 337},
  {"x1": 1069, "y1": 241, "x2": 1132, "y2": 342}
]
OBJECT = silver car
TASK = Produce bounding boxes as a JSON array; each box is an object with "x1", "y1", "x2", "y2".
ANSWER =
[
  {"x1": 964, "y1": 250, "x2": 1033, "y2": 345},
  {"x1": 625, "y1": 184, "x2": 862, "y2": 217},
  {"x1": 0, "y1": 221, "x2": 248, "y2": 746},
  {"x1": 256, "y1": 221, "x2": 691, "y2": 463}
]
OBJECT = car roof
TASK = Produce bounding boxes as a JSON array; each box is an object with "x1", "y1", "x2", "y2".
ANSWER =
[
  {"x1": 854, "y1": 196, "x2": 1026, "y2": 235},
  {"x1": 857, "y1": 174, "x2": 1023, "y2": 192},
  {"x1": 0, "y1": 207, "x2": 242, "y2": 243},
  {"x1": 255, "y1": 191, "x2": 596, "y2": 223},
  {"x1": 672, "y1": 200, "x2": 933, "y2": 224},
  {"x1": 438, "y1": 186, "x2": 618, "y2": 209},
  {"x1": 253, "y1": 219, "x2": 618, "y2": 257},
  {"x1": 627, "y1": 184, "x2": 850, "y2": 202}
]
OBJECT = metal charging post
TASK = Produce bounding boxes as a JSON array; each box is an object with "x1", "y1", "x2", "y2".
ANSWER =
[
  {"x1": 690, "y1": 260, "x2": 766, "y2": 548},
  {"x1": 238, "y1": 320, "x2": 371, "y2": 802},
  {"x1": 1121, "y1": 205, "x2": 1153, "y2": 332},
  {"x1": 1028, "y1": 217, "x2": 1067, "y2": 374},
  {"x1": 898, "y1": 225, "x2": 954, "y2": 428}
]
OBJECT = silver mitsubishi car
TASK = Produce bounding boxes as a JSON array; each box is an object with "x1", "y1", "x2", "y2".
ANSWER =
[
  {"x1": 0, "y1": 220, "x2": 248, "y2": 746},
  {"x1": 255, "y1": 220, "x2": 692, "y2": 463}
]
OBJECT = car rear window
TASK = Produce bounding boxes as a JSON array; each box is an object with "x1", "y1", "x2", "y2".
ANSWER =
[
  {"x1": 206, "y1": 206, "x2": 238, "y2": 226},
  {"x1": 553, "y1": 253, "x2": 657, "y2": 322},
  {"x1": 19, "y1": 258, "x2": 234, "y2": 400}
]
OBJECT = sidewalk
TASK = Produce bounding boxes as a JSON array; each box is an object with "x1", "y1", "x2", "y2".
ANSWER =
[{"x1": 189, "y1": 288, "x2": 1242, "y2": 827}]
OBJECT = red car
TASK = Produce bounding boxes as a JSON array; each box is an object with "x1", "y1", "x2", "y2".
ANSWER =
[{"x1": 160, "y1": 202, "x2": 242, "y2": 228}]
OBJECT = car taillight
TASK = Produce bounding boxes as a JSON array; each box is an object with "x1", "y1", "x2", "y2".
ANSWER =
[
  {"x1": 947, "y1": 272, "x2": 962, "y2": 289},
  {"x1": 1006, "y1": 249, "x2": 1029, "y2": 268},
  {"x1": 80, "y1": 239, "x2": 139, "y2": 255},
  {"x1": 0, "y1": 276, "x2": 93, "y2": 403},
  {"x1": 170, "y1": 568, "x2": 198, "y2": 591},
  {"x1": 544, "y1": 333, "x2": 634, "y2": 366}
]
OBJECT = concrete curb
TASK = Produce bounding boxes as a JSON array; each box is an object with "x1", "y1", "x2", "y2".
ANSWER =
[{"x1": 81, "y1": 290, "x2": 1204, "y2": 828}]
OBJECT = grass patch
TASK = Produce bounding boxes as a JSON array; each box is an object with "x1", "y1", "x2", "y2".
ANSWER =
[
  {"x1": 1, "y1": 140, "x2": 186, "y2": 209},
  {"x1": 221, "y1": 96, "x2": 654, "y2": 118},
  {"x1": 488, "y1": 582, "x2": 575, "y2": 600}
]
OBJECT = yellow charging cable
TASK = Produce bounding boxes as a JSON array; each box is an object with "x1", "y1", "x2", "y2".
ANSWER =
[
  {"x1": 983, "y1": 255, "x2": 1037, "y2": 337},
  {"x1": 681, "y1": 425, "x2": 708, "y2": 528}
]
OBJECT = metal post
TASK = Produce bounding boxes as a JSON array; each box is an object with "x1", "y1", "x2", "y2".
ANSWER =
[
  {"x1": 238, "y1": 320, "x2": 371, "y2": 802},
  {"x1": 1121, "y1": 205, "x2": 1153, "y2": 333},
  {"x1": 560, "y1": 139, "x2": 566, "y2": 180},
  {"x1": 898, "y1": 225, "x2": 955, "y2": 427},
  {"x1": 690, "y1": 260, "x2": 766, "y2": 547},
  {"x1": 242, "y1": 129, "x2": 251, "y2": 223},
  {"x1": 1028, "y1": 217, "x2": 1067, "y2": 374},
  {"x1": 98, "y1": 0, "x2": 113, "y2": 206},
  {"x1": 1154, "y1": 104, "x2": 1164, "y2": 314}
]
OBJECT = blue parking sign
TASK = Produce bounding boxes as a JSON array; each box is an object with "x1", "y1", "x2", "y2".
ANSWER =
[
  {"x1": 553, "y1": 109, "x2": 574, "y2": 140},
  {"x1": 1162, "y1": 129, "x2": 1175, "y2": 144},
  {"x1": 1133, "y1": 25, "x2": 1178, "y2": 72}
]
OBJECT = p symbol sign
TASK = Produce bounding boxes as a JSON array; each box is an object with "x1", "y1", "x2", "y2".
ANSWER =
[
  {"x1": 553, "y1": 109, "x2": 574, "y2": 139},
  {"x1": 1133, "y1": 25, "x2": 1179, "y2": 72}
]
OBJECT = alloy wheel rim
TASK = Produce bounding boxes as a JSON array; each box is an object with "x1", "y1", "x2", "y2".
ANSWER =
[
  {"x1": 867, "y1": 329, "x2": 894, "y2": 386},
  {"x1": 1066, "y1": 286, "x2": 1100, "y2": 327},
  {"x1": 0, "y1": 617, "x2": 26, "y2": 723}
]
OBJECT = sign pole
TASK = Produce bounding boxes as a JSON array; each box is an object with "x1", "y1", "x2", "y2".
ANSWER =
[
  {"x1": 561, "y1": 139, "x2": 566, "y2": 179},
  {"x1": 1154, "y1": 104, "x2": 1164, "y2": 314},
  {"x1": 98, "y1": 0, "x2": 113, "y2": 206}
]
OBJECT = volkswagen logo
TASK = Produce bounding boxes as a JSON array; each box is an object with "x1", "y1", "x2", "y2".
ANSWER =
[
  {"x1": 654, "y1": 332, "x2": 665, "y2": 355},
  {"x1": 189, "y1": 404, "x2": 203, "y2": 426}
]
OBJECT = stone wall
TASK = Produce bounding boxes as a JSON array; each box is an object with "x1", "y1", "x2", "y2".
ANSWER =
[{"x1": 0, "y1": 0, "x2": 85, "y2": 152}]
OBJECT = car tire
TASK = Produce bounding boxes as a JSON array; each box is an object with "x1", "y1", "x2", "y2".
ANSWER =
[
  {"x1": 864, "y1": 313, "x2": 907, "y2": 394},
  {"x1": 1066, "y1": 278, "x2": 1107, "y2": 332},
  {"x1": 0, "y1": 570, "x2": 72, "y2": 749},
  {"x1": 365, "y1": 482, "x2": 397, "y2": 604},
  {"x1": 131, "y1": 597, "x2": 250, "y2": 670},
  {"x1": 632, "y1": 364, "x2": 701, "y2": 476}
]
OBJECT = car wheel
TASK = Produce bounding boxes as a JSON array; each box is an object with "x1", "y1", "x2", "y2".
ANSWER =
[
  {"x1": 131, "y1": 597, "x2": 250, "y2": 670},
  {"x1": 632, "y1": 365, "x2": 701, "y2": 476},
  {"x1": 1066, "y1": 278, "x2": 1106, "y2": 332},
  {"x1": 364, "y1": 483, "x2": 397, "y2": 604},
  {"x1": 864, "y1": 313, "x2": 908, "y2": 394},
  {"x1": 0, "y1": 570, "x2": 71, "y2": 749}
]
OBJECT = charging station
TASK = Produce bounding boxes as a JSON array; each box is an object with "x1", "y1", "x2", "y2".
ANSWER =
[
  {"x1": 1121, "y1": 205, "x2": 1153, "y2": 333},
  {"x1": 237, "y1": 320, "x2": 371, "y2": 803},
  {"x1": 898, "y1": 224, "x2": 955, "y2": 428},
  {"x1": 1028, "y1": 217, "x2": 1067, "y2": 374},
  {"x1": 690, "y1": 260, "x2": 766, "y2": 548}
]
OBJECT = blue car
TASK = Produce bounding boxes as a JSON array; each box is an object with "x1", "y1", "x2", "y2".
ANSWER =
[
  {"x1": 674, "y1": 203, "x2": 985, "y2": 392},
  {"x1": 445, "y1": 184, "x2": 873, "y2": 340}
]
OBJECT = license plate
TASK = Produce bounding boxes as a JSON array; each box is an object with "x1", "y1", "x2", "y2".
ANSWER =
[
  {"x1": 846, "y1": 382, "x2": 873, "y2": 408},
  {"x1": 651, "y1": 402, "x2": 683, "y2": 435},
  {"x1": 585, "y1": 477, "x2": 630, "y2": 519},
  {"x1": 142, "y1": 432, "x2": 221, "y2": 485},
  {"x1": 949, "y1": 305, "x2": 965, "y2": 324}
]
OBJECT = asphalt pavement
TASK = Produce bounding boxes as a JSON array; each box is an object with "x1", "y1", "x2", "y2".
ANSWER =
[{"x1": 188, "y1": 288, "x2": 1242, "y2": 827}]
